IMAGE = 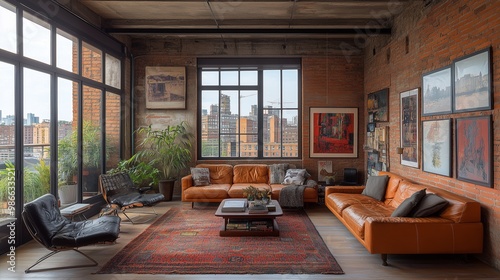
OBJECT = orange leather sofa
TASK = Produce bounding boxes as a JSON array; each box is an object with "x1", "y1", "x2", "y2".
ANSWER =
[
  {"x1": 325, "y1": 171, "x2": 483, "y2": 265},
  {"x1": 182, "y1": 164, "x2": 318, "y2": 206}
]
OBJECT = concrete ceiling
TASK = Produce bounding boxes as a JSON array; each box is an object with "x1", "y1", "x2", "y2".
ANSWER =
[{"x1": 73, "y1": 0, "x2": 411, "y2": 39}]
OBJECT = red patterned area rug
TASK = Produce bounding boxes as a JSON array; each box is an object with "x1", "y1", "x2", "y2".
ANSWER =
[{"x1": 97, "y1": 205, "x2": 344, "y2": 274}]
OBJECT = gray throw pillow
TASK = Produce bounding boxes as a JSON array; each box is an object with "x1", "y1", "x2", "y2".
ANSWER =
[
  {"x1": 269, "y1": 163, "x2": 289, "y2": 184},
  {"x1": 361, "y1": 175, "x2": 389, "y2": 201},
  {"x1": 411, "y1": 194, "x2": 449, "y2": 217},
  {"x1": 190, "y1": 168, "x2": 210, "y2": 186},
  {"x1": 391, "y1": 189, "x2": 427, "y2": 217},
  {"x1": 282, "y1": 169, "x2": 307, "y2": 185}
]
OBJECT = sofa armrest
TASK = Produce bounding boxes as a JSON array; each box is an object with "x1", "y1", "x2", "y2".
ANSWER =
[
  {"x1": 181, "y1": 174, "x2": 194, "y2": 192},
  {"x1": 325, "y1": 185, "x2": 364, "y2": 196}
]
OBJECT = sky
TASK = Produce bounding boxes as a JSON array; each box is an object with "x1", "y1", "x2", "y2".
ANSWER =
[{"x1": 0, "y1": 4, "x2": 80, "y2": 122}]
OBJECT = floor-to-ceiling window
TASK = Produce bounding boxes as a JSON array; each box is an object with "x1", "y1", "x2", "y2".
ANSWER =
[{"x1": 0, "y1": 0, "x2": 125, "y2": 253}]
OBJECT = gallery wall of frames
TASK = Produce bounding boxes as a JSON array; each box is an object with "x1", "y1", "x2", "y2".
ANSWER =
[{"x1": 419, "y1": 47, "x2": 491, "y2": 187}]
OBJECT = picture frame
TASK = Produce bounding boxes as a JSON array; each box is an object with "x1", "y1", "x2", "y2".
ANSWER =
[
  {"x1": 455, "y1": 115, "x2": 492, "y2": 187},
  {"x1": 310, "y1": 107, "x2": 358, "y2": 158},
  {"x1": 400, "y1": 88, "x2": 419, "y2": 168},
  {"x1": 453, "y1": 47, "x2": 491, "y2": 113},
  {"x1": 317, "y1": 160, "x2": 333, "y2": 182},
  {"x1": 422, "y1": 66, "x2": 452, "y2": 116},
  {"x1": 367, "y1": 88, "x2": 389, "y2": 122},
  {"x1": 422, "y1": 119, "x2": 451, "y2": 177},
  {"x1": 145, "y1": 66, "x2": 186, "y2": 109}
]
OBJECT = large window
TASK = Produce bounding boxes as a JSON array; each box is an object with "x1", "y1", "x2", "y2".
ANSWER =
[
  {"x1": 198, "y1": 58, "x2": 301, "y2": 159},
  {"x1": 0, "y1": 0, "x2": 125, "y2": 251}
]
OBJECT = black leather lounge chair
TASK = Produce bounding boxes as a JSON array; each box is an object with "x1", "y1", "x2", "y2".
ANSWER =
[
  {"x1": 99, "y1": 172, "x2": 165, "y2": 223},
  {"x1": 22, "y1": 193, "x2": 121, "y2": 273}
]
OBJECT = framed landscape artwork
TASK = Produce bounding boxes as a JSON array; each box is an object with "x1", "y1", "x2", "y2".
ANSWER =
[
  {"x1": 422, "y1": 119, "x2": 451, "y2": 177},
  {"x1": 453, "y1": 48, "x2": 491, "y2": 113},
  {"x1": 400, "y1": 88, "x2": 419, "y2": 168},
  {"x1": 422, "y1": 66, "x2": 452, "y2": 116},
  {"x1": 145, "y1": 66, "x2": 186, "y2": 109},
  {"x1": 455, "y1": 116, "x2": 492, "y2": 187},
  {"x1": 310, "y1": 107, "x2": 358, "y2": 158},
  {"x1": 367, "y1": 88, "x2": 389, "y2": 122}
]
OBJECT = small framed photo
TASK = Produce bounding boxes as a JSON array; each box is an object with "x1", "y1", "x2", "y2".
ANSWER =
[
  {"x1": 400, "y1": 88, "x2": 419, "y2": 168},
  {"x1": 145, "y1": 66, "x2": 186, "y2": 109},
  {"x1": 453, "y1": 47, "x2": 491, "y2": 113},
  {"x1": 367, "y1": 88, "x2": 389, "y2": 122},
  {"x1": 422, "y1": 66, "x2": 452, "y2": 116},
  {"x1": 422, "y1": 119, "x2": 451, "y2": 177},
  {"x1": 367, "y1": 123, "x2": 375, "y2": 132},
  {"x1": 455, "y1": 115, "x2": 492, "y2": 187},
  {"x1": 310, "y1": 107, "x2": 358, "y2": 158}
]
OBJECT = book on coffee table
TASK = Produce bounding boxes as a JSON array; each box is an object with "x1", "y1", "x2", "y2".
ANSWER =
[
  {"x1": 248, "y1": 204, "x2": 268, "y2": 214},
  {"x1": 221, "y1": 200, "x2": 246, "y2": 212}
]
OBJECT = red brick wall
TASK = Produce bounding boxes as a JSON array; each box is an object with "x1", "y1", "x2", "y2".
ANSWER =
[
  {"x1": 302, "y1": 56, "x2": 365, "y2": 181},
  {"x1": 364, "y1": 0, "x2": 500, "y2": 269}
]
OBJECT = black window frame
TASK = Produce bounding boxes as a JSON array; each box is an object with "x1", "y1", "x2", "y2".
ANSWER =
[{"x1": 197, "y1": 58, "x2": 302, "y2": 160}]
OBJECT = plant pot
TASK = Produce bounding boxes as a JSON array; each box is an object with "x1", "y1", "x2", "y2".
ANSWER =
[
  {"x1": 158, "y1": 179, "x2": 175, "y2": 201},
  {"x1": 58, "y1": 184, "x2": 77, "y2": 205}
]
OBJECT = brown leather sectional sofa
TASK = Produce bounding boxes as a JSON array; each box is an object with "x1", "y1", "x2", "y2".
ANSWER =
[
  {"x1": 325, "y1": 171, "x2": 483, "y2": 265},
  {"x1": 181, "y1": 164, "x2": 318, "y2": 206}
]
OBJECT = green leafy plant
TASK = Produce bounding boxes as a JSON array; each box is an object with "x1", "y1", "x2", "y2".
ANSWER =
[
  {"x1": 242, "y1": 185, "x2": 271, "y2": 201},
  {"x1": 109, "y1": 156, "x2": 160, "y2": 188},
  {"x1": 134, "y1": 122, "x2": 193, "y2": 180}
]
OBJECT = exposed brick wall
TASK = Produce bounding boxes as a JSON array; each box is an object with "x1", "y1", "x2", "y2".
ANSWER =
[
  {"x1": 130, "y1": 41, "x2": 366, "y2": 194},
  {"x1": 364, "y1": 0, "x2": 500, "y2": 269}
]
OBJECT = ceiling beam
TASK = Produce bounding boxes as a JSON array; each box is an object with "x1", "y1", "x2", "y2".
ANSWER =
[{"x1": 105, "y1": 27, "x2": 391, "y2": 35}]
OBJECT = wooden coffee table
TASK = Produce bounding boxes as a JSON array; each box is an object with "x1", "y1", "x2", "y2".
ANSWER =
[{"x1": 215, "y1": 199, "x2": 283, "y2": 237}]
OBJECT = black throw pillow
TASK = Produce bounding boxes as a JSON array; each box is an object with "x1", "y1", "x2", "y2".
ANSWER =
[
  {"x1": 411, "y1": 193, "x2": 449, "y2": 217},
  {"x1": 361, "y1": 175, "x2": 389, "y2": 201},
  {"x1": 391, "y1": 189, "x2": 427, "y2": 217}
]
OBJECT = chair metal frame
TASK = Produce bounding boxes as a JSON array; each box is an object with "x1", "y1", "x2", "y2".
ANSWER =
[
  {"x1": 99, "y1": 173, "x2": 163, "y2": 224},
  {"x1": 21, "y1": 194, "x2": 118, "y2": 273}
]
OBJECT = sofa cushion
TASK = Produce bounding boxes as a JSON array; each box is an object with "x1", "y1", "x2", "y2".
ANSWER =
[
  {"x1": 196, "y1": 164, "x2": 233, "y2": 184},
  {"x1": 388, "y1": 181, "x2": 426, "y2": 209},
  {"x1": 378, "y1": 171, "x2": 405, "y2": 203},
  {"x1": 190, "y1": 168, "x2": 211, "y2": 186},
  {"x1": 282, "y1": 169, "x2": 307, "y2": 185},
  {"x1": 391, "y1": 189, "x2": 427, "y2": 217},
  {"x1": 183, "y1": 184, "x2": 231, "y2": 200},
  {"x1": 233, "y1": 164, "x2": 269, "y2": 184},
  {"x1": 361, "y1": 175, "x2": 389, "y2": 201},
  {"x1": 228, "y1": 183, "x2": 271, "y2": 198},
  {"x1": 269, "y1": 163, "x2": 288, "y2": 184},
  {"x1": 411, "y1": 193, "x2": 449, "y2": 217},
  {"x1": 342, "y1": 202, "x2": 392, "y2": 239}
]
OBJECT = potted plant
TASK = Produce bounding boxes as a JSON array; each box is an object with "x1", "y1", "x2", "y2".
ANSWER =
[
  {"x1": 134, "y1": 121, "x2": 193, "y2": 201},
  {"x1": 109, "y1": 156, "x2": 160, "y2": 190}
]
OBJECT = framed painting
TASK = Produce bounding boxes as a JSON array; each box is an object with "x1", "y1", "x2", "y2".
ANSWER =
[
  {"x1": 422, "y1": 66, "x2": 452, "y2": 116},
  {"x1": 310, "y1": 107, "x2": 358, "y2": 158},
  {"x1": 455, "y1": 115, "x2": 492, "y2": 187},
  {"x1": 400, "y1": 88, "x2": 419, "y2": 168},
  {"x1": 453, "y1": 47, "x2": 491, "y2": 113},
  {"x1": 422, "y1": 119, "x2": 451, "y2": 177},
  {"x1": 367, "y1": 88, "x2": 389, "y2": 122},
  {"x1": 145, "y1": 66, "x2": 186, "y2": 109}
]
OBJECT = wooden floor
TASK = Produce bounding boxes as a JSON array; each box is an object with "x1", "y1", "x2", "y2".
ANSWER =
[{"x1": 2, "y1": 199, "x2": 500, "y2": 279}]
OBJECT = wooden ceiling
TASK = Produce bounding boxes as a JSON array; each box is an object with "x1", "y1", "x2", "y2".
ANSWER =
[{"x1": 75, "y1": 0, "x2": 411, "y2": 39}]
